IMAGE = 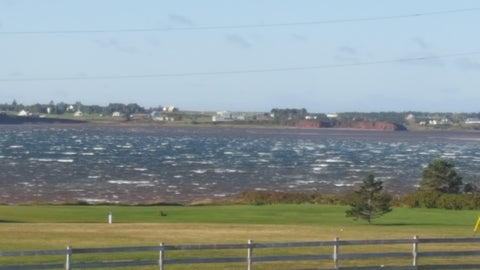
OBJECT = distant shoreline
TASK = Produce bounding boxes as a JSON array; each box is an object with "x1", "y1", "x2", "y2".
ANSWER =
[
  {"x1": 2, "y1": 114, "x2": 479, "y2": 133},
  {"x1": 0, "y1": 115, "x2": 86, "y2": 125}
]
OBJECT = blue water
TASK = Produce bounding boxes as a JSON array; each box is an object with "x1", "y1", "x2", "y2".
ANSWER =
[{"x1": 1, "y1": 125, "x2": 479, "y2": 204}]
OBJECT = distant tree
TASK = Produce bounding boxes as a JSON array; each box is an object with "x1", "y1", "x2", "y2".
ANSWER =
[
  {"x1": 75, "y1": 101, "x2": 83, "y2": 111},
  {"x1": 29, "y1": 103, "x2": 47, "y2": 114},
  {"x1": 270, "y1": 108, "x2": 308, "y2": 124},
  {"x1": 419, "y1": 159, "x2": 462, "y2": 194},
  {"x1": 126, "y1": 103, "x2": 145, "y2": 114},
  {"x1": 55, "y1": 102, "x2": 67, "y2": 114},
  {"x1": 346, "y1": 174, "x2": 392, "y2": 224}
]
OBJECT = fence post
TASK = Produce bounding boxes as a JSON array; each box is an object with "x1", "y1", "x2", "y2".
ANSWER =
[
  {"x1": 247, "y1": 239, "x2": 253, "y2": 270},
  {"x1": 412, "y1": 235, "x2": 419, "y2": 267},
  {"x1": 159, "y1": 242, "x2": 165, "y2": 270},
  {"x1": 333, "y1": 237, "x2": 339, "y2": 269},
  {"x1": 65, "y1": 245, "x2": 72, "y2": 270}
]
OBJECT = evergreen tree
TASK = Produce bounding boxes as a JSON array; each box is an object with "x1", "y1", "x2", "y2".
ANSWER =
[
  {"x1": 419, "y1": 159, "x2": 462, "y2": 194},
  {"x1": 346, "y1": 174, "x2": 392, "y2": 224}
]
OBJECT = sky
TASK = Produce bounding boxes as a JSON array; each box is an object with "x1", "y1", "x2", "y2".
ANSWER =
[{"x1": 1, "y1": 0, "x2": 480, "y2": 113}]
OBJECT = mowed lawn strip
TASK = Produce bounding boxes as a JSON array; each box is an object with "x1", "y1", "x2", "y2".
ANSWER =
[
  {"x1": 0, "y1": 204, "x2": 477, "y2": 225},
  {"x1": 0, "y1": 204, "x2": 478, "y2": 249},
  {"x1": 1, "y1": 205, "x2": 479, "y2": 269}
]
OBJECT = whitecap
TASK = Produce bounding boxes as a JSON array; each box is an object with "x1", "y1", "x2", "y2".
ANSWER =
[
  {"x1": 334, "y1": 183, "x2": 354, "y2": 187},
  {"x1": 37, "y1": 158, "x2": 55, "y2": 162},
  {"x1": 295, "y1": 180, "x2": 315, "y2": 185},
  {"x1": 9, "y1": 145, "x2": 23, "y2": 149},
  {"x1": 134, "y1": 168, "x2": 148, "y2": 171},
  {"x1": 57, "y1": 159, "x2": 74, "y2": 163},
  {"x1": 214, "y1": 169, "x2": 237, "y2": 173},
  {"x1": 108, "y1": 180, "x2": 151, "y2": 185},
  {"x1": 326, "y1": 158, "x2": 343, "y2": 163}
]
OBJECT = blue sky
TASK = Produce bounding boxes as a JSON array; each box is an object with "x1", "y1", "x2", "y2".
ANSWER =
[{"x1": 1, "y1": 0, "x2": 479, "y2": 112}]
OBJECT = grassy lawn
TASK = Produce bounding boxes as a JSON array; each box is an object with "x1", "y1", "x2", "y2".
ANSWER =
[
  {"x1": 0, "y1": 204, "x2": 478, "y2": 225},
  {"x1": 0, "y1": 204, "x2": 478, "y2": 245},
  {"x1": 1, "y1": 204, "x2": 479, "y2": 269}
]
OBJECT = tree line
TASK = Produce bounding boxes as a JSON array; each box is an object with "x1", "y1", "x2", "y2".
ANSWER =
[
  {"x1": 238, "y1": 158, "x2": 478, "y2": 224},
  {"x1": 0, "y1": 100, "x2": 157, "y2": 115},
  {"x1": 344, "y1": 158, "x2": 480, "y2": 224}
]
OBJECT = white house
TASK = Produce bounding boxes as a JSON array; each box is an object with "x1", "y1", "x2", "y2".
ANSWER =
[
  {"x1": 112, "y1": 112, "x2": 122, "y2": 117},
  {"x1": 163, "y1": 106, "x2": 177, "y2": 113},
  {"x1": 466, "y1": 118, "x2": 480, "y2": 124},
  {"x1": 74, "y1": 111, "x2": 83, "y2": 117},
  {"x1": 18, "y1": 110, "x2": 30, "y2": 116},
  {"x1": 66, "y1": 105, "x2": 76, "y2": 112}
]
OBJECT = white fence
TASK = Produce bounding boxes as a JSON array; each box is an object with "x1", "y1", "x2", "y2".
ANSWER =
[{"x1": 1, "y1": 236, "x2": 480, "y2": 269}]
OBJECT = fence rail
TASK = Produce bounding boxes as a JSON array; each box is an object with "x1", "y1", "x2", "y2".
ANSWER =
[{"x1": 1, "y1": 236, "x2": 480, "y2": 269}]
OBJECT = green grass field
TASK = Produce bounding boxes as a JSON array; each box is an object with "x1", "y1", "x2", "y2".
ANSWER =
[{"x1": 1, "y1": 204, "x2": 479, "y2": 269}]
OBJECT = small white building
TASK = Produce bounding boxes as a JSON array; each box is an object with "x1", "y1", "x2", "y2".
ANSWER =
[
  {"x1": 112, "y1": 111, "x2": 122, "y2": 117},
  {"x1": 466, "y1": 118, "x2": 480, "y2": 124},
  {"x1": 163, "y1": 106, "x2": 177, "y2": 113},
  {"x1": 405, "y1": 114, "x2": 415, "y2": 121},
  {"x1": 212, "y1": 111, "x2": 246, "y2": 122},
  {"x1": 66, "y1": 105, "x2": 76, "y2": 112},
  {"x1": 151, "y1": 111, "x2": 174, "y2": 121},
  {"x1": 18, "y1": 110, "x2": 30, "y2": 116},
  {"x1": 74, "y1": 111, "x2": 83, "y2": 117}
]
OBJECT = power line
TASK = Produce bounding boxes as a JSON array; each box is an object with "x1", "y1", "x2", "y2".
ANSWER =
[
  {"x1": 1, "y1": 51, "x2": 478, "y2": 82},
  {"x1": 1, "y1": 7, "x2": 479, "y2": 35}
]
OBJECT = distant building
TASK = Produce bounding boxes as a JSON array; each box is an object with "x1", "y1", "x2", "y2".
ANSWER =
[
  {"x1": 212, "y1": 111, "x2": 233, "y2": 122},
  {"x1": 112, "y1": 111, "x2": 122, "y2": 117},
  {"x1": 466, "y1": 118, "x2": 480, "y2": 124},
  {"x1": 151, "y1": 111, "x2": 174, "y2": 121},
  {"x1": 66, "y1": 105, "x2": 75, "y2": 112},
  {"x1": 74, "y1": 111, "x2": 83, "y2": 117},
  {"x1": 163, "y1": 106, "x2": 178, "y2": 113},
  {"x1": 212, "y1": 111, "x2": 245, "y2": 122},
  {"x1": 326, "y1": 113, "x2": 338, "y2": 118},
  {"x1": 440, "y1": 118, "x2": 450, "y2": 125},
  {"x1": 405, "y1": 114, "x2": 415, "y2": 121},
  {"x1": 18, "y1": 110, "x2": 30, "y2": 116}
]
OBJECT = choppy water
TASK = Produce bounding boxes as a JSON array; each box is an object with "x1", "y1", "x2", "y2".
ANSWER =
[{"x1": 1, "y1": 125, "x2": 479, "y2": 204}]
